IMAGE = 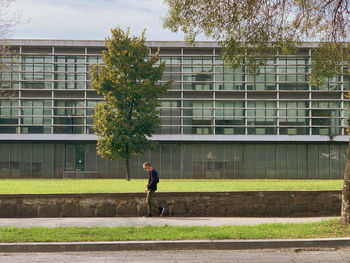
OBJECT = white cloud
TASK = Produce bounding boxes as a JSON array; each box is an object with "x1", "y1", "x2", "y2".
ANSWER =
[{"x1": 9, "y1": 0, "x2": 210, "y2": 41}]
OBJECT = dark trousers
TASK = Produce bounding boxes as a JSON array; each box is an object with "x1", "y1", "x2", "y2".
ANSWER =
[{"x1": 146, "y1": 190, "x2": 158, "y2": 214}]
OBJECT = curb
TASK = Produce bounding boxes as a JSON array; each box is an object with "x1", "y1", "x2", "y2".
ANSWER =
[{"x1": 1, "y1": 238, "x2": 350, "y2": 253}]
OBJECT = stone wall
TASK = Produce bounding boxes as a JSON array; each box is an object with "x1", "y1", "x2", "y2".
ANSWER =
[{"x1": 0, "y1": 191, "x2": 341, "y2": 218}]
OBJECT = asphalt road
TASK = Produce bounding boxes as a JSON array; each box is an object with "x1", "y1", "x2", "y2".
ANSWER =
[{"x1": 1, "y1": 248, "x2": 350, "y2": 263}]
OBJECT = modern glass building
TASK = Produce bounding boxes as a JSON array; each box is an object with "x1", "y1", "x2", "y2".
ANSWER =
[{"x1": 0, "y1": 39, "x2": 348, "y2": 179}]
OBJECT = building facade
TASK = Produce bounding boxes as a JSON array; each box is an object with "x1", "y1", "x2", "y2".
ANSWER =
[{"x1": 0, "y1": 39, "x2": 348, "y2": 179}]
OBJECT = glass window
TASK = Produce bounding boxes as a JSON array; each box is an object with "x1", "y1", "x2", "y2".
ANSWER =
[
  {"x1": 279, "y1": 101, "x2": 309, "y2": 135},
  {"x1": 183, "y1": 101, "x2": 213, "y2": 134},
  {"x1": 42, "y1": 143, "x2": 54, "y2": 178},
  {"x1": 10, "y1": 143, "x2": 20, "y2": 177},
  {"x1": 54, "y1": 56, "x2": 87, "y2": 89},
  {"x1": 0, "y1": 100, "x2": 19, "y2": 133},
  {"x1": 158, "y1": 101, "x2": 181, "y2": 134},
  {"x1": 0, "y1": 143, "x2": 10, "y2": 177},
  {"x1": 311, "y1": 101, "x2": 341, "y2": 135},
  {"x1": 75, "y1": 144, "x2": 85, "y2": 171},
  {"x1": 246, "y1": 101, "x2": 277, "y2": 134}
]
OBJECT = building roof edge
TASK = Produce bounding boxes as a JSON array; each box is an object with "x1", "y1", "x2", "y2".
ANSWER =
[{"x1": 5, "y1": 39, "x2": 321, "y2": 48}]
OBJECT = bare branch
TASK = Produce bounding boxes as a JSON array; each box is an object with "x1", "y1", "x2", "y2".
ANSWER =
[{"x1": 0, "y1": 0, "x2": 22, "y2": 96}]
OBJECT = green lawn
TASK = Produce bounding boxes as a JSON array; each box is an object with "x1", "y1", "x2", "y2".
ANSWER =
[
  {"x1": 0, "y1": 179, "x2": 343, "y2": 194},
  {"x1": 0, "y1": 219, "x2": 348, "y2": 242}
]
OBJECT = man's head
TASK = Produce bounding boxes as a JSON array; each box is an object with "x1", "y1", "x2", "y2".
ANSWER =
[{"x1": 143, "y1": 162, "x2": 151, "y2": 171}]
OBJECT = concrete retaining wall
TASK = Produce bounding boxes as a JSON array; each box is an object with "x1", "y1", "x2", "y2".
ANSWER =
[{"x1": 0, "y1": 191, "x2": 342, "y2": 218}]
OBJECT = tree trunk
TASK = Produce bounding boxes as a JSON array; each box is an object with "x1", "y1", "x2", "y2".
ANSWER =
[
  {"x1": 125, "y1": 158, "x2": 131, "y2": 181},
  {"x1": 341, "y1": 139, "x2": 350, "y2": 225}
]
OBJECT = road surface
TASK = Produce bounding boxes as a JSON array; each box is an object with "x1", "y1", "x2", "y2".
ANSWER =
[{"x1": 0, "y1": 248, "x2": 350, "y2": 263}]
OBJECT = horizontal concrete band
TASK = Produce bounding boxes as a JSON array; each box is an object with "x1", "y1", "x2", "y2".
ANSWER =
[
  {"x1": 8, "y1": 39, "x2": 323, "y2": 48},
  {"x1": 1, "y1": 238, "x2": 350, "y2": 253},
  {"x1": 0, "y1": 134, "x2": 348, "y2": 142}
]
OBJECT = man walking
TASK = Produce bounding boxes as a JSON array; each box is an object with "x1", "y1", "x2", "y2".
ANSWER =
[{"x1": 143, "y1": 162, "x2": 165, "y2": 217}]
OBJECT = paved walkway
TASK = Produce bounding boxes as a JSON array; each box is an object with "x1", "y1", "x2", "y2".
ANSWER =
[
  {"x1": 0, "y1": 217, "x2": 347, "y2": 253},
  {"x1": 0, "y1": 216, "x2": 338, "y2": 228}
]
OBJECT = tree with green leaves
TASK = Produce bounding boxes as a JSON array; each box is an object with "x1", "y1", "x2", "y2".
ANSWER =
[
  {"x1": 163, "y1": 0, "x2": 350, "y2": 224},
  {"x1": 90, "y1": 27, "x2": 173, "y2": 181}
]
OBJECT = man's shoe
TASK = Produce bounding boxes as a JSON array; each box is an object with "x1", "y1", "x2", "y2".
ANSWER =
[
  {"x1": 143, "y1": 213, "x2": 152, "y2": 217},
  {"x1": 159, "y1": 207, "x2": 165, "y2": 217}
]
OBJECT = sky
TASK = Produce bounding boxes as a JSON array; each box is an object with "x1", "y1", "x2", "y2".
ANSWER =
[{"x1": 8, "y1": 0, "x2": 209, "y2": 41}]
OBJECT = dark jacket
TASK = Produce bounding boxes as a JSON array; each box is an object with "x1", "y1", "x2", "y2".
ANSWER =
[{"x1": 147, "y1": 169, "x2": 159, "y2": 191}]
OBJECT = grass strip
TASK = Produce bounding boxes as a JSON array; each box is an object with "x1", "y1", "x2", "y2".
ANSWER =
[
  {"x1": 0, "y1": 179, "x2": 343, "y2": 194},
  {"x1": 0, "y1": 220, "x2": 349, "y2": 242}
]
